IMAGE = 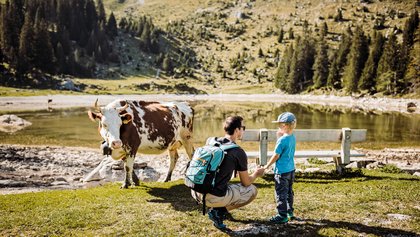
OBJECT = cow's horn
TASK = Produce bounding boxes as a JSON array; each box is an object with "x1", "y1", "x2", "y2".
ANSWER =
[
  {"x1": 94, "y1": 98, "x2": 100, "y2": 112},
  {"x1": 118, "y1": 101, "x2": 129, "y2": 112}
]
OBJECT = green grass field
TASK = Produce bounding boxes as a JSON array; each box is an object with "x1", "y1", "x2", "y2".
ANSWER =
[{"x1": 1, "y1": 168, "x2": 419, "y2": 236}]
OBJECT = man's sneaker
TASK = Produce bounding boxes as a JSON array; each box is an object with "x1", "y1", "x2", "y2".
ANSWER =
[
  {"x1": 269, "y1": 214, "x2": 289, "y2": 224},
  {"x1": 208, "y1": 209, "x2": 226, "y2": 229},
  {"x1": 287, "y1": 211, "x2": 296, "y2": 220}
]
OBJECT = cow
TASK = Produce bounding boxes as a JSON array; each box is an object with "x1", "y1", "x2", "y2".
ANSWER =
[{"x1": 87, "y1": 99, "x2": 195, "y2": 188}]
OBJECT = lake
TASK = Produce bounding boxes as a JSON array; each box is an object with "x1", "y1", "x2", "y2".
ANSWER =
[{"x1": 1, "y1": 101, "x2": 419, "y2": 150}]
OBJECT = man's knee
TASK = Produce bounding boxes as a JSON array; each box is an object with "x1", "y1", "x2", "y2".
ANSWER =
[{"x1": 248, "y1": 184, "x2": 258, "y2": 202}]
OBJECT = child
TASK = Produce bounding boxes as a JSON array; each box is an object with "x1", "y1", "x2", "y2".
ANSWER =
[{"x1": 264, "y1": 112, "x2": 297, "y2": 224}]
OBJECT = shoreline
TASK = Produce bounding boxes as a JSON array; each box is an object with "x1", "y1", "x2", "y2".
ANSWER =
[{"x1": 0, "y1": 94, "x2": 419, "y2": 114}]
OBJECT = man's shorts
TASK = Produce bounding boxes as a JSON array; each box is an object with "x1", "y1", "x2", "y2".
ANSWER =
[{"x1": 192, "y1": 183, "x2": 258, "y2": 211}]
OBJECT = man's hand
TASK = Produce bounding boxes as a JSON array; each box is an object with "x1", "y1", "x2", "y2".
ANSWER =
[{"x1": 254, "y1": 167, "x2": 265, "y2": 177}]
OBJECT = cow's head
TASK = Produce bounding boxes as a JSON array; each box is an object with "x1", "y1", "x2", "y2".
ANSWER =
[{"x1": 88, "y1": 99, "x2": 133, "y2": 150}]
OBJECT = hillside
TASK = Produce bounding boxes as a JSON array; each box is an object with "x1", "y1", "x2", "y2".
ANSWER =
[
  {"x1": 0, "y1": 0, "x2": 418, "y2": 96},
  {"x1": 97, "y1": 0, "x2": 419, "y2": 95}
]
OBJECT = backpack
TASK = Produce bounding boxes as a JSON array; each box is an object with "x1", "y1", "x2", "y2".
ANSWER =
[{"x1": 185, "y1": 137, "x2": 238, "y2": 214}]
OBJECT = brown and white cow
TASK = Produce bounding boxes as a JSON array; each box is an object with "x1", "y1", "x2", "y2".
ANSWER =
[{"x1": 88, "y1": 99, "x2": 194, "y2": 188}]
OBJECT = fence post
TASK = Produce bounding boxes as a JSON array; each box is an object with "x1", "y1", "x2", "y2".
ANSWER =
[
  {"x1": 341, "y1": 128, "x2": 351, "y2": 164},
  {"x1": 259, "y1": 129, "x2": 268, "y2": 165}
]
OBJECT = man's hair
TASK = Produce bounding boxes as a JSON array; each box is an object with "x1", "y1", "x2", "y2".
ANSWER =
[{"x1": 224, "y1": 116, "x2": 243, "y2": 135}]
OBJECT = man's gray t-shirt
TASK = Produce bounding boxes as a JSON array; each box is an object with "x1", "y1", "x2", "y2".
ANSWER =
[{"x1": 211, "y1": 137, "x2": 248, "y2": 197}]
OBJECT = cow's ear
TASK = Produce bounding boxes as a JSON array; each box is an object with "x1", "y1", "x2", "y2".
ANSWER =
[
  {"x1": 121, "y1": 113, "x2": 132, "y2": 124},
  {"x1": 88, "y1": 110, "x2": 102, "y2": 121}
]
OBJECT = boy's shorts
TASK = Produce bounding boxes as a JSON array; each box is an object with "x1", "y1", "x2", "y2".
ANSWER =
[{"x1": 192, "y1": 183, "x2": 258, "y2": 211}]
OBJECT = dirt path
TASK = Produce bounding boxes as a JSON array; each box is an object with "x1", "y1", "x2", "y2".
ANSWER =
[
  {"x1": 0, "y1": 94, "x2": 419, "y2": 114},
  {"x1": 1, "y1": 144, "x2": 419, "y2": 195}
]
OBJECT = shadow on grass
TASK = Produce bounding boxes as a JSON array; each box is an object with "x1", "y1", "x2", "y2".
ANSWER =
[
  {"x1": 261, "y1": 169, "x2": 420, "y2": 184},
  {"x1": 146, "y1": 183, "x2": 199, "y2": 212},
  {"x1": 223, "y1": 217, "x2": 418, "y2": 237}
]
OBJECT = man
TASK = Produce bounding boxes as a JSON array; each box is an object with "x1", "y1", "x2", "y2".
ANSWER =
[{"x1": 192, "y1": 116, "x2": 265, "y2": 229}]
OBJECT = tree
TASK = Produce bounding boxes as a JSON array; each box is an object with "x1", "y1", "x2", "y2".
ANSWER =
[
  {"x1": 107, "y1": 12, "x2": 118, "y2": 38},
  {"x1": 33, "y1": 20, "x2": 55, "y2": 73},
  {"x1": 277, "y1": 27, "x2": 284, "y2": 43},
  {"x1": 17, "y1": 10, "x2": 35, "y2": 73},
  {"x1": 358, "y1": 31, "x2": 385, "y2": 92},
  {"x1": 327, "y1": 27, "x2": 352, "y2": 89},
  {"x1": 312, "y1": 36, "x2": 329, "y2": 88},
  {"x1": 96, "y1": 0, "x2": 106, "y2": 24},
  {"x1": 376, "y1": 31, "x2": 400, "y2": 94},
  {"x1": 343, "y1": 26, "x2": 369, "y2": 93},
  {"x1": 320, "y1": 22, "x2": 328, "y2": 37},
  {"x1": 258, "y1": 47, "x2": 264, "y2": 58},
  {"x1": 162, "y1": 53, "x2": 172, "y2": 73},
  {"x1": 288, "y1": 27, "x2": 294, "y2": 39},
  {"x1": 275, "y1": 44, "x2": 294, "y2": 91}
]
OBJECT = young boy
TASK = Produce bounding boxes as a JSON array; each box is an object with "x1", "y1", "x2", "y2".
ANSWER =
[{"x1": 264, "y1": 112, "x2": 297, "y2": 224}]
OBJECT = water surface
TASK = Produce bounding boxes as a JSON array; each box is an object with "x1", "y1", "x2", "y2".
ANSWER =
[{"x1": 1, "y1": 101, "x2": 419, "y2": 150}]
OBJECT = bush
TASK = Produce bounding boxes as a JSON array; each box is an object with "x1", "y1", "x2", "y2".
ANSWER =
[
  {"x1": 380, "y1": 164, "x2": 403, "y2": 174},
  {"x1": 307, "y1": 157, "x2": 328, "y2": 165}
]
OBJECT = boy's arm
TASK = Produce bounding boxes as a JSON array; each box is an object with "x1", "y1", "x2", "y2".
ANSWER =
[{"x1": 264, "y1": 153, "x2": 279, "y2": 170}]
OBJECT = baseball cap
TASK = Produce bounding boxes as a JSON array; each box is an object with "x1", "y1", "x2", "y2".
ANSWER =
[{"x1": 272, "y1": 112, "x2": 296, "y2": 123}]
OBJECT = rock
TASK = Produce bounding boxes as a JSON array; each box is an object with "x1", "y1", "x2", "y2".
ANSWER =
[
  {"x1": 413, "y1": 172, "x2": 420, "y2": 177},
  {"x1": 58, "y1": 79, "x2": 80, "y2": 91},
  {"x1": 55, "y1": 177, "x2": 67, "y2": 182},
  {"x1": 303, "y1": 168, "x2": 321, "y2": 173},
  {"x1": 50, "y1": 181, "x2": 69, "y2": 186},
  {"x1": 0, "y1": 115, "x2": 32, "y2": 133},
  {"x1": 0, "y1": 180, "x2": 27, "y2": 187},
  {"x1": 366, "y1": 161, "x2": 385, "y2": 169},
  {"x1": 387, "y1": 213, "x2": 411, "y2": 220}
]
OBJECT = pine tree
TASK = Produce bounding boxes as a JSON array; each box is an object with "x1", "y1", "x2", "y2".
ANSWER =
[
  {"x1": 258, "y1": 47, "x2": 264, "y2": 58},
  {"x1": 320, "y1": 22, "x2": 328, "y2": 37},
  {"x1": 275, "y1": 44, "x2": 293, "y2": 91},
  {"x1": 17, "y1": 10, "x2": 35, "y2": 73},
  {"x1": 376, "y1": 31, "x2": 400, "y2": 94},
  {"x1": 162, "y1": 53, "x2": 172, "y2": 73},
  {"x1": 358, "y1": 31, "x2": 385, "y2": 92},
  {"x1": 343, "y1": 26, "x2": 369, "y2": 93},
  {"x1": 107, "y1": 12, "x2": 118, "y2": 38},
  {"x1": 402, "y1": 10, "x2": 418, "y2": 48},
  {"x1": 85, "y1": 0, "x2": 98, "y2": 32},
  {"x1": 277, "y1": 27, "x2": 284, "y2": 43},
  {"x1": 327, "y1": 27, "x2": 352, "y2": 90},
  {"x1": 288, "y1": 27, "x2": 294, "y2": 40},
  {"x1": 33, "y1": 19, "x2": 55, "y2": 73},
  {"x1": 96, "y1": 0, "x2": 106, "y2": 24},
  {"x1": 313, "y1": 36, "x2": 329, "y2": 88}
]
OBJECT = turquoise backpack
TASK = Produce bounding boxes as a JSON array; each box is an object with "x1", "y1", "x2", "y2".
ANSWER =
[{"x1": 185, "y1": 138, "x2": 238, "y2": 214}]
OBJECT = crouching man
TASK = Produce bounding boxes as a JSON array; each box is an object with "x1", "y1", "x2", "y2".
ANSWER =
[{"x1": 191, "y1": 116, "x2": 265, "y2": 229}]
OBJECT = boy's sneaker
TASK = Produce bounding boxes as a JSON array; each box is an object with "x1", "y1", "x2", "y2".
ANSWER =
[
  {"x1": 287, "y1": 211, "x2": 296, "y2": 220},
  {"x1": 269, "y1": 214, "x2": 289, "y2": 224},
  {"x1": 208, "y1": 209, "x2": 226, "y2": 229}
]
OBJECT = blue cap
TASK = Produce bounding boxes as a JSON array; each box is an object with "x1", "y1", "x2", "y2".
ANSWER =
[{"x1": 272, "y1": 112, "x2": 296, "y2": 123}]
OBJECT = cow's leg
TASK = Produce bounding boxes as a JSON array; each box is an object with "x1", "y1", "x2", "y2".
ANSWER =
[
  {"x1": 132, "y1": 168, "x2": 140, "y2": 186},
  {"x1": 165, "y1": 141, "x2": 182, "y2": 182},
  {"x1": 182, "y1": 138, "x2": 194, "y2": 160},
  {"x1": 180, "y1": 129, "x2": 194, "y2": 159},
  {"x1": 121, "y1": 156, "x2": 135, "y2": 189}
]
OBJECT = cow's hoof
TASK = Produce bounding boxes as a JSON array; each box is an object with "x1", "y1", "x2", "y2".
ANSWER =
[
  {"x1": 120, "y1": 184, "x2": 129, "y2": 189},
  {"x1": 134, "y1": 182, "x2": 140, "y2": 186}
]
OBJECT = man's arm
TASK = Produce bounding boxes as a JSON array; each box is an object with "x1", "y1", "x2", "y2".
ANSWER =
[{"x1": 238, "y1": 167, "x2": 265, "y2": 187}]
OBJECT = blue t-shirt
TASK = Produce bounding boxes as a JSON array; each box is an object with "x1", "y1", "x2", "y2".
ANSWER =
[{"x1": 273, "y1": 133, "x2": 296, "y2": 174}]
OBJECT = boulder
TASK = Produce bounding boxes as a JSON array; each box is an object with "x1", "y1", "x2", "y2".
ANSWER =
[{"x1": 0, "y1": 114, "x2": 32, "y2": 133}]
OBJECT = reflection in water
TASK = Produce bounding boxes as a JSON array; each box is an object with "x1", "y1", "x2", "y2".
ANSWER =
[{"x1": 0, "y1": 101, "x2": 419, "y2": 149}]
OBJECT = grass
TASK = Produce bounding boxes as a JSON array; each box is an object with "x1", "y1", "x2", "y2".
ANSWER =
[{"x1": 1, "y1": 168, "x2": 419, "y2": 236}]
